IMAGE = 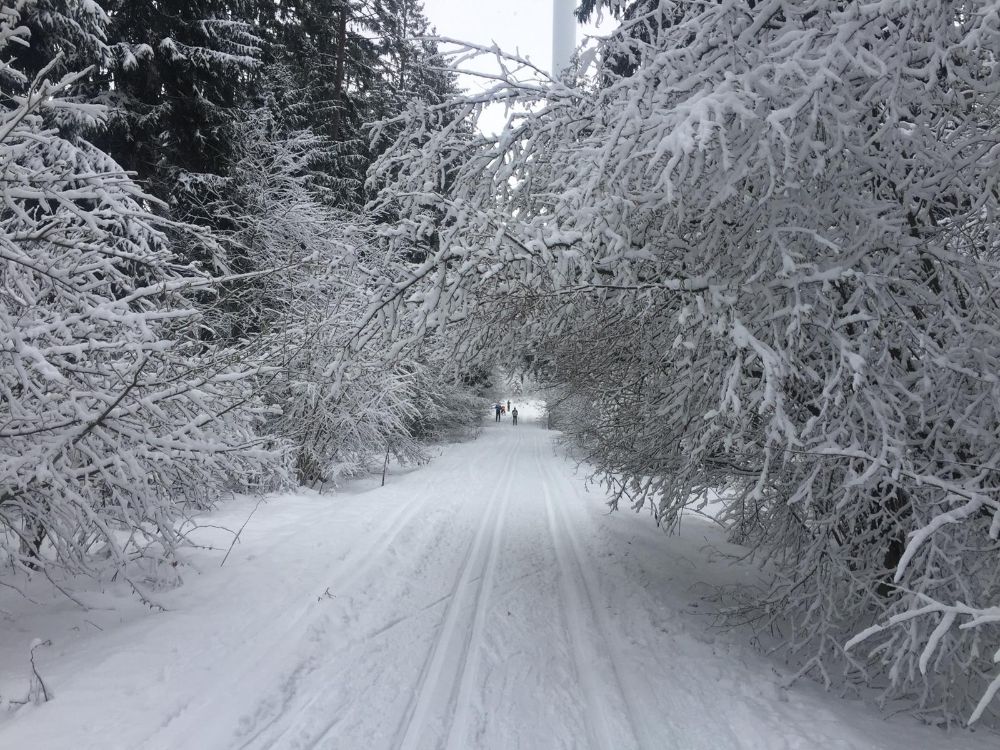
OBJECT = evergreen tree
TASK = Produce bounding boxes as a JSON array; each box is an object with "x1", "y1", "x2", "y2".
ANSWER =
[
  {"x1": 0, "y1": 0, "x2": 472, "y2": 587},
  {"x1": 266, "y1": 0, "x2": 455, "y2": 207},
  {"x1": 98, "y1": 0, "x2": 264, "y2": 228},
  {"x1": 7, "y1": 0, "x2": 109, "y2": 79},
  {"x1": 0, "y1": 1, "x2": 284, "y2": 581}
]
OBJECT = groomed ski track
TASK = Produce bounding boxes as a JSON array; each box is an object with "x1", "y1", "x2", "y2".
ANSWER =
[{"x1": 0, "y1": 405, "x2": 988, "y2": 750}]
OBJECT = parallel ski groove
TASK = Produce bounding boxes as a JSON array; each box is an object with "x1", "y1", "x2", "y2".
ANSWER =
[
  {"x1": 239, "y1": 462, "x2": 466, "y2": 750},
  {"x1": 536, "y1": 440, "x2": 620, "y2": 750},
  {"x1": 536, "y1": 439, "x2": 646, "y2": 750},
  {"x1": 444, "y1": 436, "x2": 517, "y2": 750},
  {"x1": 391, "y1": 434, "x2": 518, "y2": 750}
]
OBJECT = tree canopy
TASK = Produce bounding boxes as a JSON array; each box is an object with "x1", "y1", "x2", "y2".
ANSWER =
[{"x1": 367, "y1": 0, "x2": 1000, "y2": 726}]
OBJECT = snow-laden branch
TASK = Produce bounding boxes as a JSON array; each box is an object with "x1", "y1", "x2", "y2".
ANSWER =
[
  {"x1": 0, "y1": 4, "x2": 285, "y2": 581},
  {"x1": 367, "y1": 0, "x2": 1000, "y2": 726}
]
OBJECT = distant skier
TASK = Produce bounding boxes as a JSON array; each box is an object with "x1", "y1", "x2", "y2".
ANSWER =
[
  {"x1": 494, "y1": 403, "x2": 502, "y2": 422},
  {"x1": 512, "y1": 407, "x2": 518, "y2": 425},
  {"x1": 507, "y1": 399, "x2": 511, "y2": 412}
]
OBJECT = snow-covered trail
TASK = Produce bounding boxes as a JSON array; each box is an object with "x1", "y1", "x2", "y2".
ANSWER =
[{"x1": 0, "y1": 405, "x2": 991, "y2": 749}]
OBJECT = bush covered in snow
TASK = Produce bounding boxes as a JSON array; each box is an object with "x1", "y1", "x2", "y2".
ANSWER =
[
  {"x1": 0, "y1": 4, "x2": 285, "y2": 579},
  {"x1": 205, "y1": 115, "x2": 483, "y2": 485},
  {"x1": 0, "y1": 1, "x2": 476, "y2": 583}
]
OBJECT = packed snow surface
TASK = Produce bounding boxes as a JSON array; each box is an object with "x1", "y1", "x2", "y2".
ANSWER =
[{"x1": 0, "y1": 403, "x2": 992, "y2": 749}]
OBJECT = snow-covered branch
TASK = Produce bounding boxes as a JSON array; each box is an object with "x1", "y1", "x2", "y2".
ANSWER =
[{"x1": 368, "y1": 0, "x2": 1000, "y2": 726}]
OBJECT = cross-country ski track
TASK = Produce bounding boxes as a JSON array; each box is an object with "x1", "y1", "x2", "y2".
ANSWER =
[{"x1": 0, "y1": 403, "x2": 992, "y2": 750}]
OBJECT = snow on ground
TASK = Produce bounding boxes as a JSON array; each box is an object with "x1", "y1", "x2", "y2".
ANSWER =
[{"x1": 0, "y1": 403, "x2": 994, "y2": 749}]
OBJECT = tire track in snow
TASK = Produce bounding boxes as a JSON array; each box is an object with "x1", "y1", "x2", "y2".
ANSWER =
[
  {"x1": 535, "y1": 435, "x2": 648, "y2": 750},
  {"x1": 390, "y1": 431, "x2": 519, "y2": 750}
]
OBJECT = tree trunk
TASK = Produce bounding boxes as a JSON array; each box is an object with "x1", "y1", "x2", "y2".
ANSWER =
[
  {"x1": 331, "y1": 1, "x2": 350, "y2": 140},
  {"x1": 21, "y1": 519, "x2": 46, "y2": 570}
]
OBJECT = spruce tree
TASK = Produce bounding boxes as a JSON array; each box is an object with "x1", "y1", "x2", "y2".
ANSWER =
[
  {"x1": 266, "y1": 0, "x2": 455, "y2": 207},
  {"x1": 98, "y1": 0, "x2": 264, "y2": 228}
]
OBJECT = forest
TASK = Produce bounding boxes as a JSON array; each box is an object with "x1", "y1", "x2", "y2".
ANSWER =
[{"x1": 2, "y1": 0, "x2": 1000, "y2": 732}]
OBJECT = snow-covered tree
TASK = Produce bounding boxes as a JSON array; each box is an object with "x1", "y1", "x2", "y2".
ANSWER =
[
  {"x1": 211, "y1": 115, "x2": 479, "y2": 484},
  {"x1": 0, "y1": 2, "x2": 284, "y2": 583},
  {"x1": 264, "y1": 0, "x2": 457, "y2": 208},
  {"x1": 95, "y1": 0, "x2": 265, "y2": 226},
  {"x1": 7, "y1": 0, "x2": 109, "y2": 80},
  {"x1": 368, "y1": 0, "x2": 1000, "y2": 726}
]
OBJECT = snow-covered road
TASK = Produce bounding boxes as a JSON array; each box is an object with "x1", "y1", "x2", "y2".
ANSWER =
[{"x1": 0, "y1": 404, "x2": 991, "y2": 749}]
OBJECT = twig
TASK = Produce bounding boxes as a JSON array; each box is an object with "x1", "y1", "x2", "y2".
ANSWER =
[
  {"x1": 220, "y1": 496, "x2": 267, "y2": 568},
  {"x1": 42, "y1": 569, "x2": 89, "y2": 610},
  {"x1": 0, "y1": 578, "x2": 41, "y2": 605},
  {"x1": 125, "y1": 577, "x2": 167, "y2": 612},
  {"x1": 29, "y1": 639, "x2": 53, "y2": 703}
]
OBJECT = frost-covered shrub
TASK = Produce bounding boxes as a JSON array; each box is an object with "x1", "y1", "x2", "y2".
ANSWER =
[
  {"x1": 0, "y1": 3, "x2": 284, "y2": 579},
  {"x1": 213, "y1": 116, "x2": 480, "y2": 485}
]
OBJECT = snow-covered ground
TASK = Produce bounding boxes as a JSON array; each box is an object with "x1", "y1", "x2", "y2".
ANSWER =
[{"x1": 0, "y1": 402, "x2": 993, "y2": 749}]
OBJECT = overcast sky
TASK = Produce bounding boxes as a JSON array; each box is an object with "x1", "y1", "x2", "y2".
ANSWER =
[
  {"x1": 421, "y1": 1, "x2": 604, "y2": 74},
  {"x1": 420, "y1": 0, "x2": 610, "y2": 133}
]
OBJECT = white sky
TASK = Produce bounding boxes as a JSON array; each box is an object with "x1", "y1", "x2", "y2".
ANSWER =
[
  {"x1": 421, "y1": 0, "x2": 605, "y2": 74},
  {"x1": 420, "y1": 0, "x2": 610, "y2": 133}
]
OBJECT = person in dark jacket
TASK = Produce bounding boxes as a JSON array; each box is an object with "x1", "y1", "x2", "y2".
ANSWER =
[
  {"x1": 512, "y1": 407, "x2": 518, "y2": 425},
  {"x1": 494, "y1": 403, "x2": 502, "y2": 422}
]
